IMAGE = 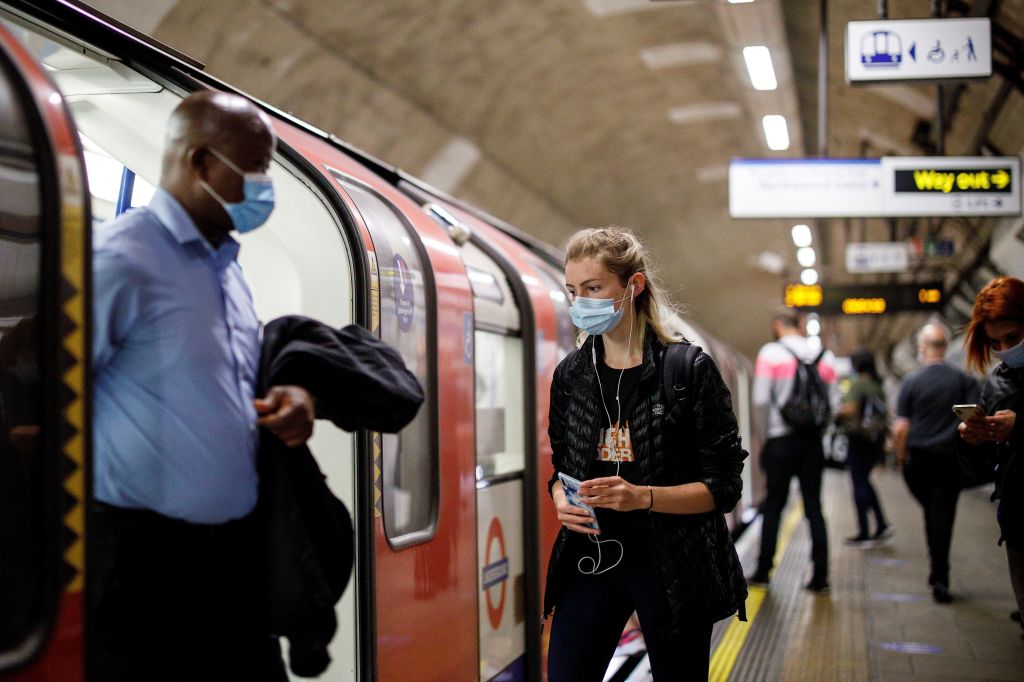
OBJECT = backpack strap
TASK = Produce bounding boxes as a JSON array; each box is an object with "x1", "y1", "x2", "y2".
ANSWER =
[
  {"x1": 662, "y1": 340, "x2": 701, "y2": 410},
  {"x1": 781, "y1": 343, "x2": 826, "y2": 367}
]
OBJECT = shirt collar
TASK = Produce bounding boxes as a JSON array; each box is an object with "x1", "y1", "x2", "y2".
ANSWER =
[{"x1": 149, "y1": 188, "x2": 240, "y2": 271}]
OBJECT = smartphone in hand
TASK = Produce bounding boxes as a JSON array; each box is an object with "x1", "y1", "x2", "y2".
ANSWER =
[
  {"x1": 557, "y1": 472, "x2": 600, "y2": 531},
  {"x1": 952, "y1": 404, "x2": 983, "y2": 421}
]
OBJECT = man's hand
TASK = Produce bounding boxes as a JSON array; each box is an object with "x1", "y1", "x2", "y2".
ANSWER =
[{"x1": 255, "y1": 385, "x2": 315, "y2": 447}]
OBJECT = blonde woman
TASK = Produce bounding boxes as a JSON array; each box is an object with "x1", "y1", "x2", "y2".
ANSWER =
[{"x1": 543, "y1": 227, "x2": 747, "y2": 680}]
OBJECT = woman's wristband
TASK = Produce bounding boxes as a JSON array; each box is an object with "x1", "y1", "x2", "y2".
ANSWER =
[{"x1": 647, "y1": 485, "x2": 654, "y2": 511}]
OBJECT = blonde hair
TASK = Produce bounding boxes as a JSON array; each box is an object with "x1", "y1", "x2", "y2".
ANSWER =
[{"x1": 564, "y1": 226, "x2": 682, "y2": 346}]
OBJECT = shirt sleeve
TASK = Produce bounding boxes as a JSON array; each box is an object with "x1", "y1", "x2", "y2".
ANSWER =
[{"x1": 92, "y1": 244, "x2": 145, "y2": 372}]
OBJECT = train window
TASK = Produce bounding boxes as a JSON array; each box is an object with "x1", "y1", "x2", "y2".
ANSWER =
[
  {"x1": 0, "y1": 30, "x2": 47, "y2": 659},
  {"x1": 331, "y1": 174, "x2": 438, "y2": 545},
  {"x1": 475, "y1": 332, "x2": 525, "y2": 477}
]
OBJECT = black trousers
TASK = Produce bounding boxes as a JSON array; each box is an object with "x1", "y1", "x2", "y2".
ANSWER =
[
  {"x1": 847, "y1": 438, "x2": 888, "y2": 536},
  {"x1": 88, "y1": 501, "x2": 286, "y2": 682},
  {"x1": 547, "y1": 565, "x2": 712, "y2": 681},
  {"x1": 903, "y1": 446, "x2": 961, "y2": 586},
  {"x1": 756, "y1": 434, "x2": 829, "y2": 581}
]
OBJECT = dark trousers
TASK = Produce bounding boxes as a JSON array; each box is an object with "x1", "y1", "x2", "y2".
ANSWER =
[
  {"x1": 848, "y1": 438, "x2": 888, "y2": 536},
  {"x1": 903, "y1": 447, "x2": 961, "y2": 586},
  {"x1": 547, "y1": 566, "x2": 712, "y2": 681},
  {"x1": 88, "y1": 501, "x2": 286, "y2": 682},
  {"x1": 756, "y1": 434, "x2": 829, "y2": 581}
]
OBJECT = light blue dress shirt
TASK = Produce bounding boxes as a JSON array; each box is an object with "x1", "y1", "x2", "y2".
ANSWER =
[{"x1": 92, "y1": 189, "x2": 261, "y2": 524}]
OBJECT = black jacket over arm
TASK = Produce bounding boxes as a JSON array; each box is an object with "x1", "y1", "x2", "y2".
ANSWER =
[
  {"x1": 544, "y1": 331, "x2": 748, "y2": 628},
  {"x1": 257, "y1": 316, "x2": 424, "y2": 676}
]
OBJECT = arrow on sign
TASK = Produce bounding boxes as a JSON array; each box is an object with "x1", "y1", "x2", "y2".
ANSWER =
[
  {"x1": 909, "y1": 42, "x2": 916, "y2": 61},
  {"x1": 993, "y1": 169, "x2": 1010, "y2": 189}
]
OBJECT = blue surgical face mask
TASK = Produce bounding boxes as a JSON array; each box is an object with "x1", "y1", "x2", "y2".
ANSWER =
[
  {"x1": 199, "y1": 147, "x2": 275, "y2": 233},
  {"x1": 994, "y1": 338, "x2": 1024, "y2": 369},
  {"x1": 569, "y1": 283, "x2": 634, "y2": 336}
]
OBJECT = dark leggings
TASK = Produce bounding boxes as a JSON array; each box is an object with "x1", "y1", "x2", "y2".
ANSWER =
[
  {"x1": 547, "y1": 567, "x2": 712, "y2": 681},
  {"x1": 848, "y1": 438, "x2": 888, "y2": 536}
]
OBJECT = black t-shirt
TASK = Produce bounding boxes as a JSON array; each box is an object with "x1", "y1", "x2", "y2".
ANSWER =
[
  {"x1": 897, "y1": 362, "x2": 980, "y2": 450},
  {"x1": 566, "y1": 360, "x2": 654, "y2": 571}
]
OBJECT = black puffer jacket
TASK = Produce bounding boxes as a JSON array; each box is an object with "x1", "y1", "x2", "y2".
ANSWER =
[
  {"x1": 544, "y1": 331, "x2": 748, "y2": 627},
  {"x1": 959, "y1": 363, "x2": 1024, "y2": 550}
]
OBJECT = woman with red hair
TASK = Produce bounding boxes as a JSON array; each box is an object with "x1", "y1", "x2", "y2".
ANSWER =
[{"x1": 958, "y1": 275, "x2": 1024, "y2": 624}]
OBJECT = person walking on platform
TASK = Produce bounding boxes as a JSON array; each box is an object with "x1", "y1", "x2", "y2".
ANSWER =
[
  {"x1": 748, "y1": 308, "x2": 836, "y2": 592},
  {"x1": 893, "y1": 324, "x2": 978, "y2": 603},
  {"x1": 838, "y1": 347, "x2": 892, "y2": 548},
  {"x1": 544, "y1": 227, "x2": 748, "y2": 681},
  {"x1": 90, "y1": 91, "x2": 313, "y2": 681},
  {"x1": 957, "y1": 277, "x2": 1024, "y2": 624}
]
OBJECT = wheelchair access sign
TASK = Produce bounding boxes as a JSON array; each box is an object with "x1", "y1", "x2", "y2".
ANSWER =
[{"x1": 846, "y1": 18, "x2": 991, "y2": 83}]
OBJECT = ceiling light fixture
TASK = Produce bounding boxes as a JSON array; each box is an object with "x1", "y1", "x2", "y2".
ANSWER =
[
  {"x1": 762, "y1": 115, "x2": 790, "y2": 151},
  {"x1": 742, "y1": 46, "x2": 778, "y2": 91},
  {"x1": 791, "y1": 224, "x2": 812, "y2": 247},
  {"x1": 801, "y1": 268, "x2": 819, "y2": 285},
  {"x1": 797, "y1": 247, "x2": 816, "y2": 267}
]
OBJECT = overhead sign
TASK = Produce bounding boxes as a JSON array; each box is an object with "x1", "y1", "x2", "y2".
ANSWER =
[
  {"x1": 846, "y1": 242, "x2": 910, "y2": 274},
  {"x1": 785, "y1": 282, "x2": 944, "y2": 316},
  {"x1": 846, "y1": 18, "x2": 991, "y2": 82},
  {"x1": 729, "y1": 157, "x2": 1020, "y2": 218}
]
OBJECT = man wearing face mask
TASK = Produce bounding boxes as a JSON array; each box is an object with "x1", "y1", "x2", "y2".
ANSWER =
[{"x1": 90, "y1": 91, "x2": 312, "y2": 681}]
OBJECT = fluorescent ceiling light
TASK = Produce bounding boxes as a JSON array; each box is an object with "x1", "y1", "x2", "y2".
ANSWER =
[
  {"x1": 742, "y1": 46, "x2": 778, "y2": 91},
  {"x1": 762, "y1": 115, "x2": 790, "y2": 151},
  {"x1": 728, "y1": 0, "x2": 755, "y2": 3},
  {"x1": 797, "y1": 247, "x2": 816, "y2": 267},
  {"x1": 801, "y1": 268, "x2": 819, "y2": 285},
  {"x1": 640, "y1": 42, "x2": 722, "y2": 69},
  {"x1": 584, "y1": 0, "x2": 668, "y2": 17},
  {"x1": 791, "y1": 224, "x2": 812, "y2": 247},
  {"x1": 806, "y1": 318, "x2": 821, "y2": 336},
  {"x1": 668, "y1": 101, "x2": 742, "y2": 125}
]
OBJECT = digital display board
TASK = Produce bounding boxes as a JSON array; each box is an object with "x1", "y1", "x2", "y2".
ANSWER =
[{"x1": 785, "y1": 282, "x2": 944, "y2": 315}]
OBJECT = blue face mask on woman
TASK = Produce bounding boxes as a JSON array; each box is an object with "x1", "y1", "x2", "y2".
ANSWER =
[
  {"x1": 569, "y1": 283, "x2": 634, "y2": 336},
  {"x1": 994, "y1": 338, "x2": 1024, "y2": 369},
  {"x1": 199, "y1": 147, "x2": 275, "y2": 233}
]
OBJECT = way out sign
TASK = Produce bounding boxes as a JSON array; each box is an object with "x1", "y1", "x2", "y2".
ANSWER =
[
  {"x1": 728, "y1": 157, "x2": 1020, "y2": 218},
  {"x1": 846, "y1": 18, "x2": 991, "y2": 82}
]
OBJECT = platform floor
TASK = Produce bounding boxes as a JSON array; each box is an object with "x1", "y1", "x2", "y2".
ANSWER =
[{"x1": 606, "y1": 468, "x2": 1024, "y2": 681}]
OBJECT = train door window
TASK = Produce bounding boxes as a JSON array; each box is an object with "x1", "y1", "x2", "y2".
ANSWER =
[
  {"x1": 461, "y1": 241, "x2": 524, "y2": 478},
  {"x1": 0, "y1": 32, "x2": 47, "y2": 660},
  {"x1": 329, "y1": 173, "x2": 438, "y2": 545}
]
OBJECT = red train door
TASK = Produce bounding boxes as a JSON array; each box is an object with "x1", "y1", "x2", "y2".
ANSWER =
[{"x1": 0, "y1": 22, "x2": 90, "y2": 682}]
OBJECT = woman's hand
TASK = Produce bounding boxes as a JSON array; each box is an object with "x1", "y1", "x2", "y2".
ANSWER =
[
  {"x1": 959, "y1": 409, "x2": 1015, "y2": 445},
  {"x1": 580, "y1": 476, "x2": 649, "y2": 512},
  {"x1": 552, "y1": 483, "x2": 601, "y2": 535}
]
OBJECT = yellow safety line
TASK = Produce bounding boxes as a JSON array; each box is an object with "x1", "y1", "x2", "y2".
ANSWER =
[{"x1": 708, "y1": 502, "x2": 804, "y2": 682}]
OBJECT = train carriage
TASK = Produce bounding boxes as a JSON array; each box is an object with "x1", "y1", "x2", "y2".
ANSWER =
[{"x1": 0, "y1": 2, "x2": 757, "y2": 680}]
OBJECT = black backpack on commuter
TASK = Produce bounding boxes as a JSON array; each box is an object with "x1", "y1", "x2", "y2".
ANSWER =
[{"x1": 779, "y1": 346, "x2": 831, "y2": 435}]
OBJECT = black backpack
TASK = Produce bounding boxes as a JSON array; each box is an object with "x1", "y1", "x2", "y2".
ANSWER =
[
  {"x1": 847, "y1": 391, "x2": 888, "y2": 447},
  {"x1": 779, "y1": 346, "x2": 831, "y2": 434}
]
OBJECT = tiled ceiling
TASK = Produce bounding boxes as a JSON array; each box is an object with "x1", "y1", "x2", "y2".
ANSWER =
[{"x1": 83, "y1": 0, "x2": 1023, "y2": 358}]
